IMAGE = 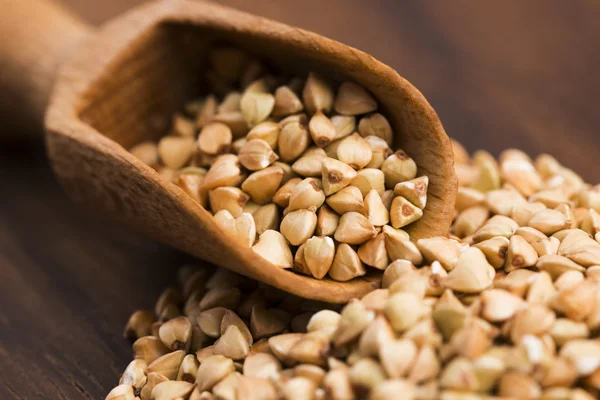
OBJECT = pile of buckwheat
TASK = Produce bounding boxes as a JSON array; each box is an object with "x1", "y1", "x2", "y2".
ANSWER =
[
  {"x1": 108, "y1": 140, "x2": 600, "y2": 400},
  {"x1": 130, "y1": 47, "x2": 427, "y2": 282}
]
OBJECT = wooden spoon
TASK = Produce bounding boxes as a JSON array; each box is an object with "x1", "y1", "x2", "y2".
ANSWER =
[{"x1": 0, "y1": 0, "x2": 456, "y2": 302}]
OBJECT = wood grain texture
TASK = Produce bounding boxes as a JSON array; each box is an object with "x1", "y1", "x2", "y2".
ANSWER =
[{"x1": 1, "y1": 0, "x2": 600, "y2": 398}]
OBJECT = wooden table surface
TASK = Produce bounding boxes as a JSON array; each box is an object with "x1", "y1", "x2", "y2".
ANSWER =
[{"x1": 2, "y1": 0, "x2": 599, "y2": 398}]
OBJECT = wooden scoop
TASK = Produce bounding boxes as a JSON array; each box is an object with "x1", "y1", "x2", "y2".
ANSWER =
[{"x1": 0, "y1": 0, "x2": 456, "y2": 302}]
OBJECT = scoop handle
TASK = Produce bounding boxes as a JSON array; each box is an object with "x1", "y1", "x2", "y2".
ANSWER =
[{"x1": 0, "y1": 0, "x2": 92, "y2": 135}]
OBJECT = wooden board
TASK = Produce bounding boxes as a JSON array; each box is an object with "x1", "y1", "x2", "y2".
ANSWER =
[{"x1": 2, "y1": 0, "x2": 600, "y2": 397}]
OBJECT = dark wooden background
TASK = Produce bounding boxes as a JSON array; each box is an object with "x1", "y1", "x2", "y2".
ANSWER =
[{"x1": 1, "y1": 0, "x2": 599, "y2": 398}]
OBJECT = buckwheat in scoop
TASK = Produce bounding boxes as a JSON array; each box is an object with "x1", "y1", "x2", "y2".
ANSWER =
[{"x1": 130, "y1": 47, "x2": 428, "y2": 283}]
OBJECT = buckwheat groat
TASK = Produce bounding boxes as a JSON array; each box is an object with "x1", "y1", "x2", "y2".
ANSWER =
[{"x1": 112, "y1": 143, "x2": 600, "y2": 400}]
